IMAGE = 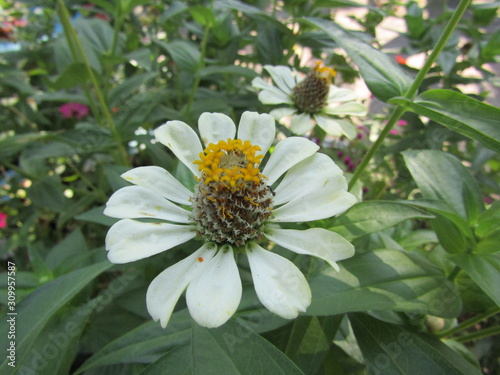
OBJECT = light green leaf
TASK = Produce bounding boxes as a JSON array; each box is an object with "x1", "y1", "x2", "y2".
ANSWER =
[
  {"x1": 304, "y1": 17, "x2": 412, "y2": 101},
  {"x1": 402, "y1": 150, "x2": 483, "y2": 224},
  {"x1": 52, "y1": 62, "x2": 90, "y2": 89},
  {"x1": 329, "y1": 201, "x2": 434, "y2": 241},
  {"x1": 450, "y1": 253, "x2": 500, "y2": 306},
  {"x1": 307, "y1": 249, "x2": 461, "y2": 318},
  {"x1": 0, "y1": 262, "x2": 112, "y2": 374},
  {"x1": 350, "y1": 313, "x2": 482, "y2": 375},
  {"x1": 391, "y1": 90, "x2": 500, "y2": 152}
]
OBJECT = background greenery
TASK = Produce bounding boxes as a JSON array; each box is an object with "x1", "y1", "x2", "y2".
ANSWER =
[{"x1": 1, "y1": 0, "x2": 499, "y2": 374}]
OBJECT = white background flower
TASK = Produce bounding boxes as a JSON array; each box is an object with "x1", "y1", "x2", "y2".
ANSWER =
[
  {"x1": 252, "y1": 65, "x2": 367, "y2": 138},
  {"x1": 104, "y1": 111, "x2": 356, "y2": 329}
]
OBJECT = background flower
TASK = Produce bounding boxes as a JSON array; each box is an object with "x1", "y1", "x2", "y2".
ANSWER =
[
  {"x1": 252, "y1": 64, "x2": 366, "y2": 138},
  {"x1": 59, "y1": 102, "x2": 89, "y2": 119}
]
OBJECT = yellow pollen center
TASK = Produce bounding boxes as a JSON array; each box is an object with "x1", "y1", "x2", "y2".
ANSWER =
[
  {"x1": 193, "y1": 139, "x2": 264, "y2": 188},
  {"x1": 314, "y1": 61, "x2": 336, "y2": 81}
]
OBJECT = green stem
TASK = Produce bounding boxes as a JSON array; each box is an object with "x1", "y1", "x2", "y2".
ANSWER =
[
  {"x1": 185, "y1": 14, "x2": 212, "y2": 117},
  {"x1": 348, "y1": 0, "x2": 471, "y2": 191},
  {"x1": 436, "y1": 306, "x2": 500, "y2": 339},
  {"x1": 454, "y1": 325, "x2": 500, "y2": 343},
  {"x1": 56, "y1": 0, "x2": 129, "y2": 166}
]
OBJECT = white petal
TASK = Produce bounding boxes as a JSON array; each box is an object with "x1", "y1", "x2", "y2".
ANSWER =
[
  {"x1": 186, "y1": 246, "x2": 242, "y2": 328},
  {"x1": 104, "y1": 186, "x2": 192, "y2": 223},
  {"x1": 327, "y1": 86, "x2": 358, "y2": 103},
  {"x1": 263, "y1": 65, "x2": 296, "y2": 95},
  {"x1": 246, "y1": 242, "x2": 311, "y2": 319},
  {"x1": 316, "y1": 116, "x2": 358, "y2": 139},
  {"x1": 106, "y1": 219, "x2": 196, "y2": 263},
  {"x1": 262, "y1": 137, "x2": 319, "y2": 185},
  {"x1": 146, "y1": 243, "x2": 217, "y2": 328},
  {"x1": 252, "y1": 77, "x2": 293, "y2": 105},
  {"x1": 265, "y1": 227, "x2": 354, "y2": 271},
  {"x1": 237, "y1": 112, "x2": 276, "y2": 156},
  {"x1": 272, "y1": 153, "x2": 356, "y2": 221},
  {"x1": 270, "y1": 107, "x2": 296, "y2": 120},
  {"x1": 121, "y1": 166, "x2": 192, "y2": 205},
  {"x1": 324, "y1": 102, "x2": 367, "y2": 117},
  {"x1": 290, "y1": 112, "x2": 313, "y2": 135},
  {"x1": 154, "y1": 121, "x2": 203, "y2": 177},
  {"x1": 314, "y1": 115, "x2": 343, "y2": 137},
  {"x1": 198, "y1": 112, "x2": 236, "y2": 147}
]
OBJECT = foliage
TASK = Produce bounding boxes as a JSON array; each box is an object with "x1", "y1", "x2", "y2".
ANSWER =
[{"x1": 1, "y1": 0, "x2": 499, "y2": 374}]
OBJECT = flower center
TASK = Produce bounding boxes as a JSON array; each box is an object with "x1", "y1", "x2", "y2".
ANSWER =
[
  {"x1": 190, "y1": 139, "x2": 274, "y2": 247},
  {"x1": 292, "y1": 61, "x2": 336, "y2": 114}
]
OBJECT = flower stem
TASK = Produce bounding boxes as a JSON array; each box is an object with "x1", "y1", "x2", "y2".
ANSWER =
[
  {"x1": 454, "y1": 324, "x2": 500, "y2": 343},
  {"x1": 185, "y1": 9, "x2": 212, "y2": 117},
  {"x1": 56, "y1": 0, "x2": 129, "y2": 166},
  {"x1": 436, "y1": 306, "x2": 500, "y2": 339},
  {"x1": 348, "y1": 0, "x2": 471, "y2": 191}
]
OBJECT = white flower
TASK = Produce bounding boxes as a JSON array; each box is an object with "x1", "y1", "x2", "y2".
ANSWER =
[
  {"x1": 104, "y1": 111, "x2": 356, "y2": 328},
  {"x1": 252, "y1": 63, "x2": 367, "y2": 138}
]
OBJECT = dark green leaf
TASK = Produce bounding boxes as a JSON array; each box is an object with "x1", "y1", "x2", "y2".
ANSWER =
[
  {"x1": 402, "y1": 150, "x2": 483, "y2": 223},
  {"x1": 75, "y1": 205, "x2": 118, "y2": 226},
  {"x1": 307, "y1": 249, "x2": 461, "y2": 318},
  {"x1": 450, "y1": 253, "x2": 500, "y2": 306},
  {"x1": 392, "y1": 90, "x2": 500, "y2": 153},
  {"x1": 350, "y1": 313, "x2": 481, "y2": 375},
  {"x1": 329, "y1": 201, "x2": 434, "y2": 241},
  {"x1": 155, "y1": 40, "x2": 201, "y2": 72},
  {"x1": 28, "y1": 175, "x2": 67, "y2": 213},
  {"x1": 304, "y1": 17, "x2": 412, "y2": 101},
  {"x1": 189, "y1": 6, "x2": 216, "y2": 27},
  {"x1": 0, "y1": 262, "x2": 112, "y2": 374},
  {"x1": 52, "y1": 62, "x2": 89, "y2": 89}
]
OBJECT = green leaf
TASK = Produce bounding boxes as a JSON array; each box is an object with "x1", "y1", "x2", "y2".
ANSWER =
[
  {"x1": 154, "y1": 39, "x2": 201, "y2": 72},
  {"x1": 197, "y1": 65, "x2": 258, "y2": 79},
  {"x1": 307, "y1": 249, "x2": 461, "y2": 318},
  {"x1": 402, "y1": 150, "x2": 483, "y2": 223},
  {"x1": 28, "y1": 175, "x2": 67, "y2": 213},
  {"x1": 283, "y1": 316, "x2": 342, "y2": 374},
  {"x1": 329, "y1": 201, "x2": 434, "y2": 241},
  {"x1": 391, "y1": 90, "x2": 500, "y2": 153},
  {"x1": 75, "y1": 205, "x2": 118, "y2": 226},
  {"x1": 52, "y1": 62, "x2": 90, "y2": 89},
  {"x1": 450, "y1": 253, "x2": 500, "y2": 306},
  {"x1": 0, "y1": 132, "x2": 48, "y2": 160},
  {"x1": 0, "y1": 262, "x2": 112, "y2": 374},
  {"x1": 76, "y1": 311, "x2": 192, "y2": 373},
  {"x1": 45, "y1": 229, "x2": 89, "y2": 271},
  {"x1": 350, "y1": 313, "x2": 482, "y2": 375},
  {"x1": 189, "y1": 319, "x2": 305, "y2": 375},
  {"x1": 189, "y1": 6, "x2": 216, "y2": 27},
  {"x1": 475, "y1": 201, "x2": 500, "y2": 239},
  {"x1": 304, "y1": 17, "x2": 412, "y2": 101}
]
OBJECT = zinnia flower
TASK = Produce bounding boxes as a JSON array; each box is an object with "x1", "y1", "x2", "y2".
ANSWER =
[
  {"x1": 252, "y1": 63, "x2": 366, "y2": 138},
  {"x1": 104, "y1": 111, "x2": 356, "y2": 328},
  {"x1": 59, "y1": 102, "x2": 89, "y2": 119}
]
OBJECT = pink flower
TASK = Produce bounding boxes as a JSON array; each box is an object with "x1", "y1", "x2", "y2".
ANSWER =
[
  {"x1": 398, "y1": 120, "x2": 408, "y2": 127},
  {"x1": 59, "y1": 103, "x2": 89, "y2": 119},
  {"x1": 0, "y1": 212, "x2": 7, "y2": 229},
  {"x1": 389, "y1": 129, "x2": 399, "y2": 135}
]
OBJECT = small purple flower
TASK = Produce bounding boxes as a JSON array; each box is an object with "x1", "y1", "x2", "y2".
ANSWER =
[{"x1": 59, "y1": 103, "x2": 89, "y2": 119}]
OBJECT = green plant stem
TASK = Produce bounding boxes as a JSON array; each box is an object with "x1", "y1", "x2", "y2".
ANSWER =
[
  {"x1": 436, "y1": 306, "x2": 500, "y2": 339},
  {"x1": 348, "y1": 0, "x2": 471, "y2": 191},
  {"x1": 185, "y1": 19, "x2": 212, "y2": 117},
  {"x1": 56, "y1": 0, "x2": 129, "y2": 166},
  {"x1": 454, "y1": 325, "x2": 500, "y2": 343}
]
